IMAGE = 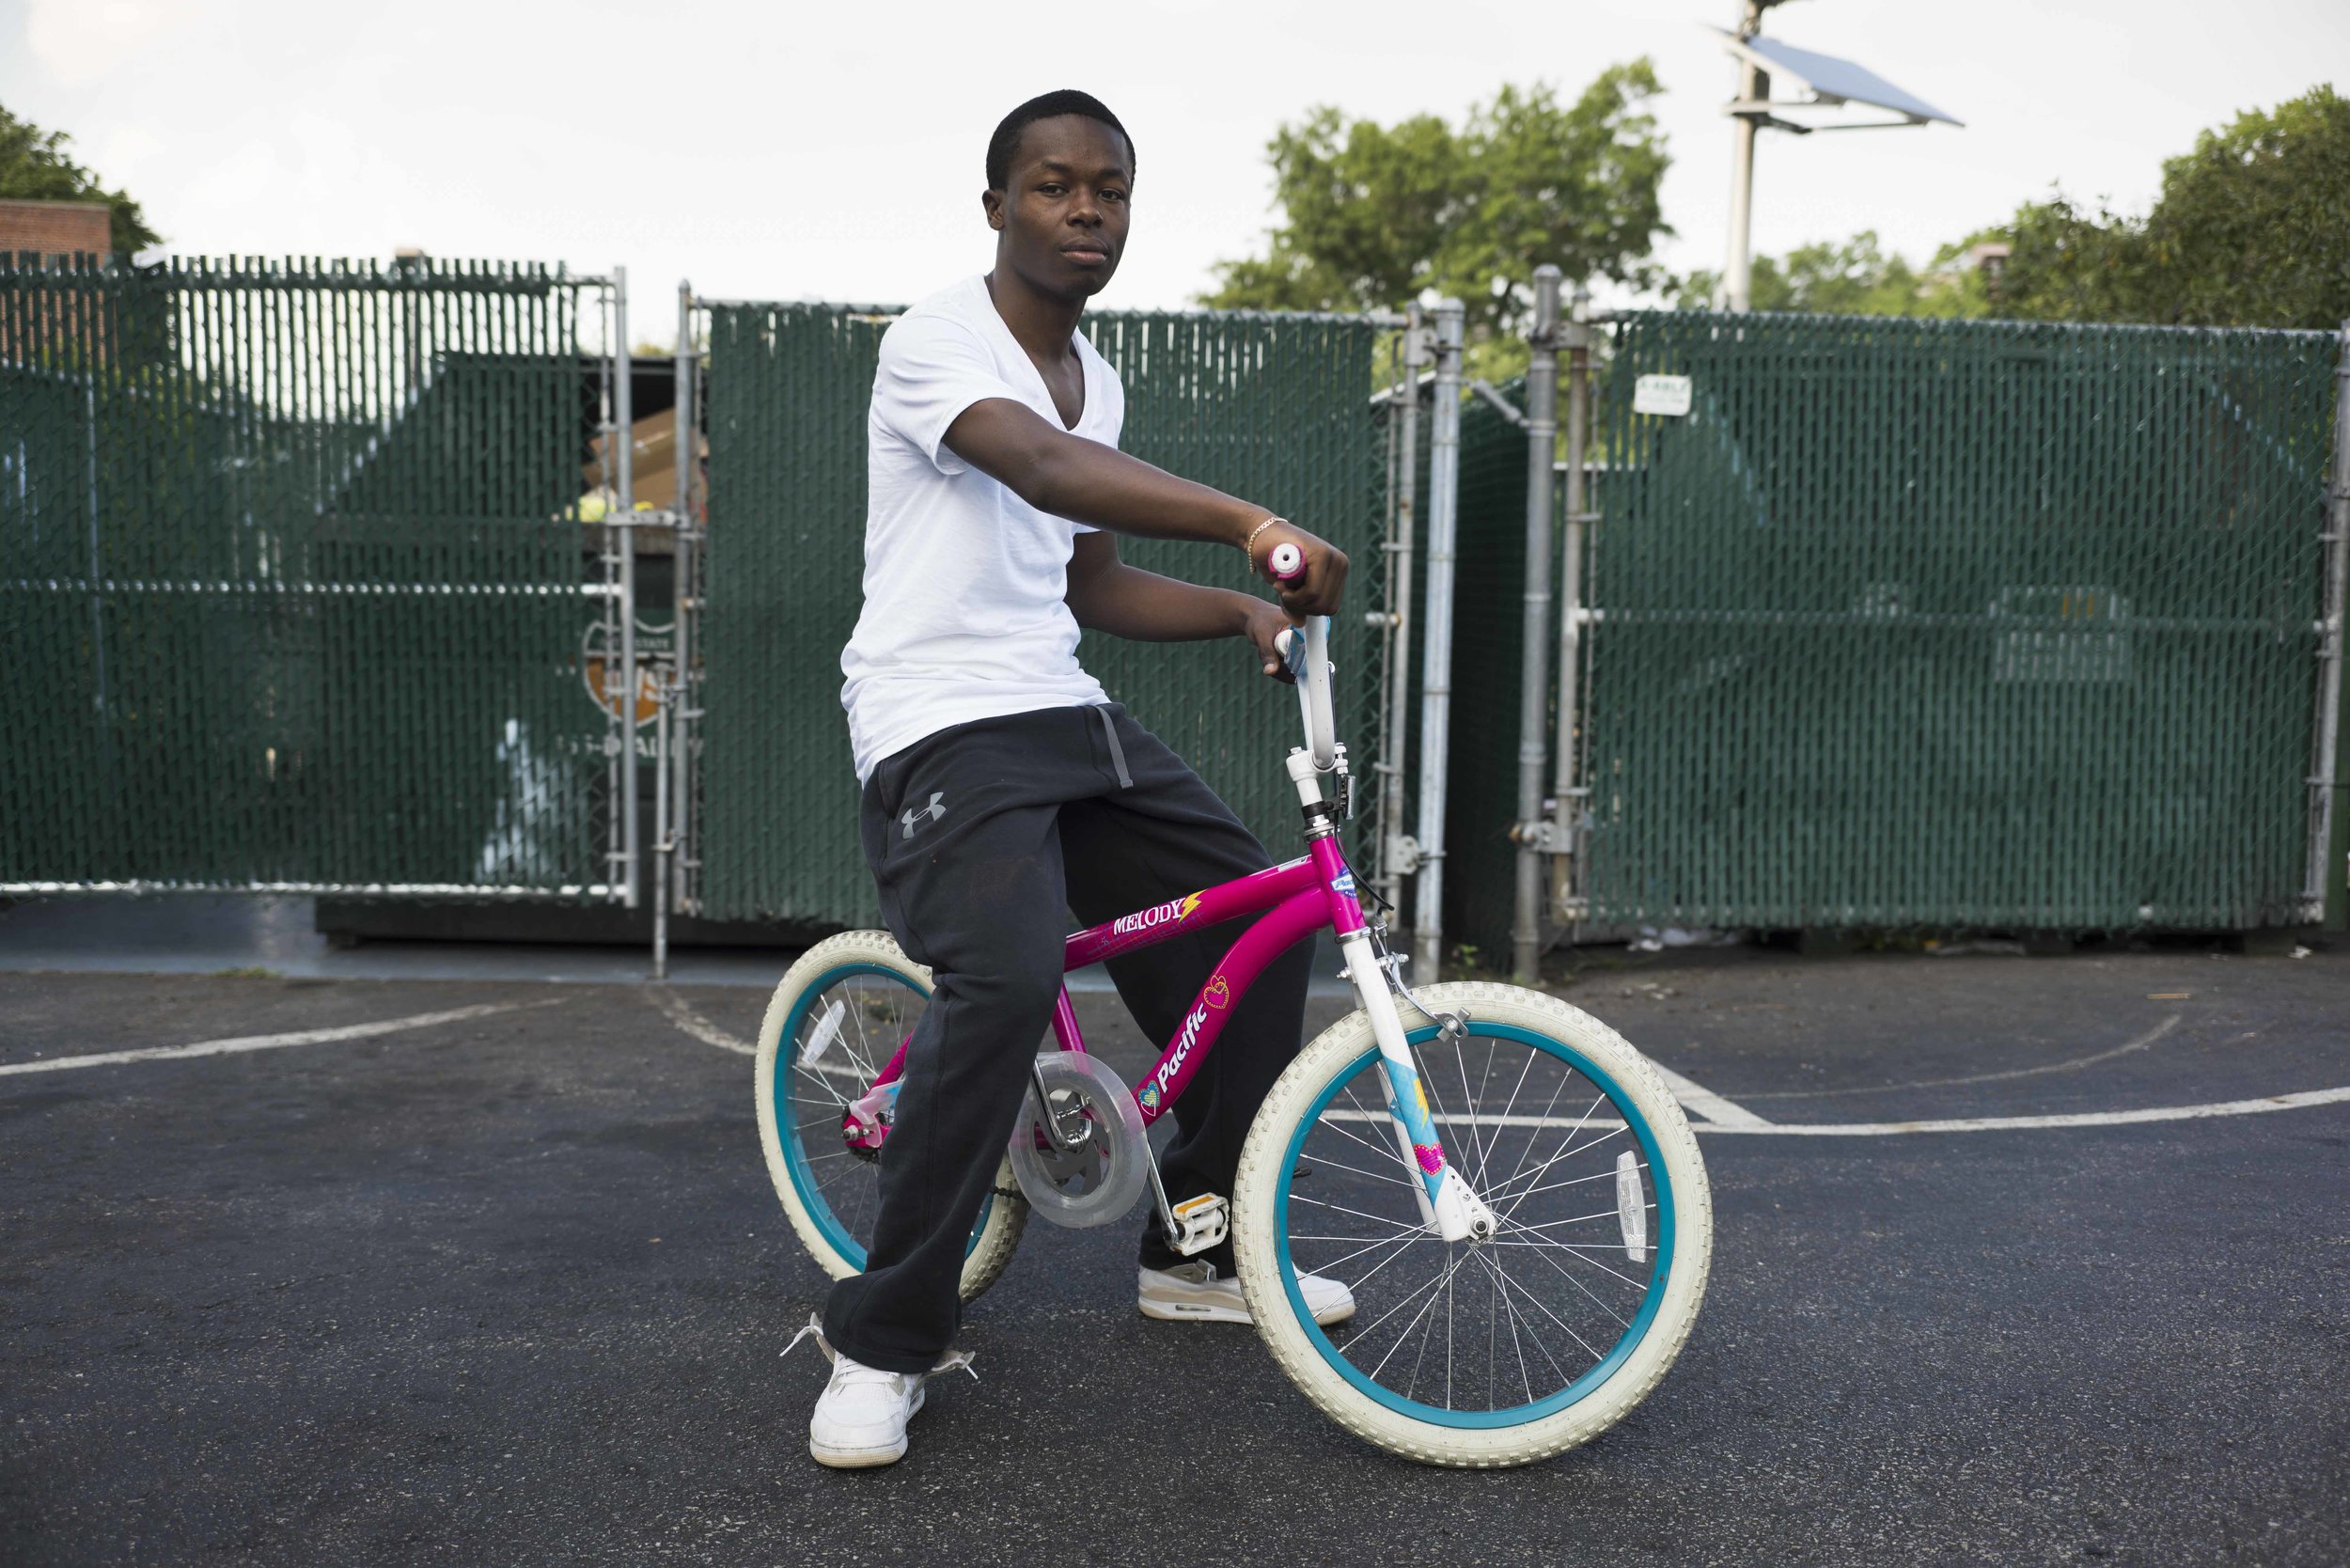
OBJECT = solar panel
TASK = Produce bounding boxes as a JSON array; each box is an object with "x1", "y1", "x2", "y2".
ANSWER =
[{"x1": 1714, "y1": 26, "x2": 1962, "y2": 126}]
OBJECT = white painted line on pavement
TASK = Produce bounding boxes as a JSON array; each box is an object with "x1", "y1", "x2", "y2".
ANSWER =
[
  {"x1": 645, "y1": 990, "x2": 870, "y2": 1083},
  {"x1": 1324, "y1": 1086, "x2": 2350, "y2": 1137},
  {"x1": 1694, "y1": 1085, "x2": 2350, "y2": 1136},
  {"x1": 1645, "y1": 1059, "x2": 1775, "y2": 1128},
  {"x1": 1743, "y1": 1014, "x2": 2184, "y2": 1102},
  {"x1": 0, "y1": 1001, "x2": 554, "y2": 1078},
  {"x1": 648, "y1": 987, "x2": 754, "y2": 1056}
]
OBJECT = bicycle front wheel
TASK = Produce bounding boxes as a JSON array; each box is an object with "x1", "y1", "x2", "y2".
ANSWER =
[{"x1": 1232, "y1": 981, "x2": 1712, "y2": 1468}]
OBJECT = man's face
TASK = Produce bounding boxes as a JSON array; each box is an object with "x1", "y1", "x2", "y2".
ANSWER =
[{"x1": 984, "y1": 115, "x2": 1132, "y2": 301}]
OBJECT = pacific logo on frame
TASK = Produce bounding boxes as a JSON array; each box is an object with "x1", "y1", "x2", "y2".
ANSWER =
[{"x1": 1113, "y1": 891, "x2": 1202, "y2": 936}]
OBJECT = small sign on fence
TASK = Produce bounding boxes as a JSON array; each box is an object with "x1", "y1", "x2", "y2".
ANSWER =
[{"x1": 1633, "y1": 374, "x2": 1693, "y2": 416}]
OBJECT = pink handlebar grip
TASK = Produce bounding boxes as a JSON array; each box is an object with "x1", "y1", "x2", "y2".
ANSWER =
[{"x1": 1268, "y1": 541, "x2": 1306, "y2": 583}]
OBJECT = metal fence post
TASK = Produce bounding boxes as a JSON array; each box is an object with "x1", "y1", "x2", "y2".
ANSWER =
[
  {"x1": 674, "y1": 284, "x2": 699, "y2": 908},
  {"x1": 1378, "y1": 304, "x2": 1425, "y2": 915},
  {"x1": 2310, "y1": 318, "x2": 2350, "y2": 927},
  {"x1": 1412, "y1": 299, "x2": 1465, "y2": 978},
  {"x1": 1551, "y1": 287, "x2": 1593, "y2": 931},
  {"x1": 613, "y1": 265, "x2": 639, "y2": 913},
  {"x1": 1511, "y1": 268, "x2": 1563, "y2": 983}
]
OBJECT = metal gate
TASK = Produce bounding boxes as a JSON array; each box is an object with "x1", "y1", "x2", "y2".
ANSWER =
[
  {"x1": 1572, "y1": 311, "x2": 2345, "y2": 933},
  {"x1": 0, "y1": 257, "x2": 634, "y2": 900}
]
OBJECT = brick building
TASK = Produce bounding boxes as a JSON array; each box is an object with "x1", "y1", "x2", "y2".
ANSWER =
[
  {"x1": 0, "y1": 198, "x2": 114, "y2": 263},
  {"x1": 1, "y1": 200, "x2": 117, "y2": 364}
]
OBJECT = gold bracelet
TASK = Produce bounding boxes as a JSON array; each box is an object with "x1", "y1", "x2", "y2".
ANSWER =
[{"x1": 1244, "y1": 516, "x2": 1287, "y2": 573}]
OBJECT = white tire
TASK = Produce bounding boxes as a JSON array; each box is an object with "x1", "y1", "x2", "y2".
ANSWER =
[
  {"x1": 754, "y1": 930, "x2": 1026, "y2": 1302},
  {"x1": 1231, "y1": 980, "x2": 1713, "y2": 1468}
]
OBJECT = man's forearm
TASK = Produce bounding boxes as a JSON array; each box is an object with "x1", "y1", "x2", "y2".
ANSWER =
[
  {"x1": 1069, "y1": 561, "x2": 1257, "y2": 642},
  {"x1": 1026, "y1": 443, "x2": 1264, "y2": 550},
  {"x1": 944, "y1": 400, "x2": 1267, "y2": 551}
]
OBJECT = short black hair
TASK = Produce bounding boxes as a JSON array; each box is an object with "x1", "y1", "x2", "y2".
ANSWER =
[{"x1": 986, "y1": 90, "x2": 1135, "y2": 191}]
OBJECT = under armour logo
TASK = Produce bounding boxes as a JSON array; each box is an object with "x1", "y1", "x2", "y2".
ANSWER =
[{"x1": 900, "y1": 792, "x2": 947, "y2": 839}]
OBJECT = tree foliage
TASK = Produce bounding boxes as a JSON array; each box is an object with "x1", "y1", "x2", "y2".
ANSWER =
[
  {"x1": 1200, "y1": 66, "x2": 1671, "y2": 339},
  {"x1": 0, "y1": 102, "x2": 161, "y2": 256},
  {"x1": 1997, "y1": 85, "x2": 2349, "y2": 329},
  {"x1": 1674, "y1": 231, "x2": 1989, "y2": 318},
  {"x1": 1674, "y1": 86, "x2": 2347, "y2": 330}
]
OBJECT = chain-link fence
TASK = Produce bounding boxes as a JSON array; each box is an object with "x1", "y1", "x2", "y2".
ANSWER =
[
  {"x1": 694, "y1": 302, "x2": 1392, "y2": 929},
  {"x1": 1569, "y1": 310, "x2": 2342, "y2": 933},
  {"x1": 1, "y1": 257, "x2": 622, "y2": 897}
]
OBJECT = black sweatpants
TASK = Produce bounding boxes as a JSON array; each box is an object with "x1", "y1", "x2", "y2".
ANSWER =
[{"x1": 822, "y1": 701, "x2": 1314, "y2": 1374}]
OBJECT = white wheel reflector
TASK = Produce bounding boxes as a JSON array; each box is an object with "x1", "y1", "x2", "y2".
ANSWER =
[
  {"x1": 1616, "y1": 1151, "x2": 1647, "y2": 1263},
  {"x1": 802, "y1": 1000, "x2": 846, "y2": 1066}
]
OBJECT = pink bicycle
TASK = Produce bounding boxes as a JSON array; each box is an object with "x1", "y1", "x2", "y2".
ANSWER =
[{"x1": 755, "y1": 567, "x2": 1713, "y2": 1466}]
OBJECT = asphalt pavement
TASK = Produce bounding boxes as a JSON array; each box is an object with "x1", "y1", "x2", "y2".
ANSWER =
[{"x1": 3, "y1": 940, "x2": 2345, "y2": 1566}]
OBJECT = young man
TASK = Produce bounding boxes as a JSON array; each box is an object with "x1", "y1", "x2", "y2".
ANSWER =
[{"x1": 808, "y1": 89, "x2": 1355, "y2": 1467}]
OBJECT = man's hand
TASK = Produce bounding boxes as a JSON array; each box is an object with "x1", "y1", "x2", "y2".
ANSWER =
[
  {"x1": 1241, "y1": 599, "x2": 1300, "y2": 683},
  {"x1": 1249, "y1": 519, "x2": 1349, "y2": 619}
]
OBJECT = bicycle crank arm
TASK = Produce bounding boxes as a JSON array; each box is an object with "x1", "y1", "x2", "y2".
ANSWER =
[{"x1": 1030, "y1": 1061, "x2": 1089, "y2": 1151}]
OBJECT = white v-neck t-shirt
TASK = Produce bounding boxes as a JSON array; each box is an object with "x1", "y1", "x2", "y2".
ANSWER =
[{"x1": 839, "y1": 274, "x2": 1121, "y2": 784}]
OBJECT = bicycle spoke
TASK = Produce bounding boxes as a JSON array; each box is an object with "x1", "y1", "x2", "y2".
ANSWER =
[
  {"x1": 1366, "y1": 1248, "x2": 1470, "y2": 1383},
  {"x1": 1444, "y1": 1244, "x2": 1457, "y2": 1408},
  {"x1": 1491, "y1": 1226, "x2": 1649, "y2": 1293},
  {"x1": 791, "y1": 1063, "x2": 854, "y2": 1110},
  {"x1": 1343, "y1": 1228, "x2": 1440, "y2": 1297},
  {"x1": 1490, "y1": 1121, "x2": 1630, "y2": 1216},
  {"x1": 1324, "y1": 1083, "x2": 1418, "y2": 1172},
  {"x1": 1292, "y1": 1152, "x2": 1421, "y2": 1190},
  {"x1": 1505, "y1": 1160, "x2": 1650, "y2": 1205},
  {"x1": 1478, "y1": 1247, "x2": 1608, "y2": 1366},
  {"x1": 1451, "y1": 1033, "x2": 1496, "y2": 1190},
  {"x1": 1288, "y1": 1230, "x2": 1426, "y2": 1278},
  {"x1": 1349, "y1": 1244, "x2": 1462, "y2": 1349},
  {"x1": 1496, "y1": 1068, "x2": 1582, "y2": 1191},
  {"x1": 838, "y1": 980, "x2": 882, "y2": 1082},
  {"x1": 1505, "y1": 1225, "x2": 1637, "y2": 1327},
  {"x1": 1288, "y1": 1192, "x2": 1427, "y2": 1231},
  {"x1": 1505, "y1": 1206, "x2": 1620, "y2": 1231},
  {"x1": 1473, "y1": 1249, "x2": 1583, "y2": 1386}
]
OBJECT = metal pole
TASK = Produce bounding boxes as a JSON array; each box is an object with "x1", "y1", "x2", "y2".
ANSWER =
[
  {"x1": 1379, "y1": 304, "x2": 1425, "y2": 916},
  {"x1": 1412, "y1": 299, "x2": 1465, "y2": 979},
  {"x1": 652, "y1": 631, "x2": 672, "y2": 979},
  {"x1": 1511, "y1": 268, "x2": 1562, "y2": 984},
  {"x1": 85, "y1": 384, "x2": 106, "y2": 719},
  {"x1": 673, "y1": 281, "x2": 697, "y2": 917},
  {"x1": 2307, "y1": 319, "x2": 2350, "y2": 924},
  {"x1": 614, "y1": 265, "x2": 639, "y2": 912},
  {"x1": 1723, "y1": 0, "x2": 1769, "y2": 313},
  {"x1": 1551, "y1": 287, "x2": 1593, "y2": 931}
]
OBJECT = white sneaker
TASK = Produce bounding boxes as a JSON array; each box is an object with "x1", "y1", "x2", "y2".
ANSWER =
[
  {"x1": 1137, "y1": 1261, "x2": 1356, "y2": 1326},
  {"x1": 808, "y1": 1352, "x2": 926, "y2": 1468}
]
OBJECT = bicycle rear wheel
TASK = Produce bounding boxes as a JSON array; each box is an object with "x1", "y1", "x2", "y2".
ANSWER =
[
  {"x1": 1232, "y1": 981, "x2": 1712, "y2": 1467},
  {"x1": 755, "y1": 931, "x2": 1026, "y2": 1301}
]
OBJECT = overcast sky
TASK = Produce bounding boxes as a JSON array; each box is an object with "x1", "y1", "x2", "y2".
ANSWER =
[{"x1": 4, "y1": 0, "x2": 2342, "y2": 341}]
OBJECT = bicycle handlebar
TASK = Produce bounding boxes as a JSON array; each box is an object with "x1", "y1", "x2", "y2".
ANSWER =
[{"x1": 1274, "y1": 617, "x2": 1337, "y2": 771}]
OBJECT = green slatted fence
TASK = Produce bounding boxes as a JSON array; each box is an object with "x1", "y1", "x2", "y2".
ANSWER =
[
  {"x1": 1572, "y1": 310, "x2": 2340, "y2": 933},
  {"x1": 1, "y1": 258, "x2": 617, "y2": 897}
]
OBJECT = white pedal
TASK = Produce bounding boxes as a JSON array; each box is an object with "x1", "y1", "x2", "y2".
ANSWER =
[{"x1": 1167, "y1": 1193, "x2": 1230, "y2": 1258}]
